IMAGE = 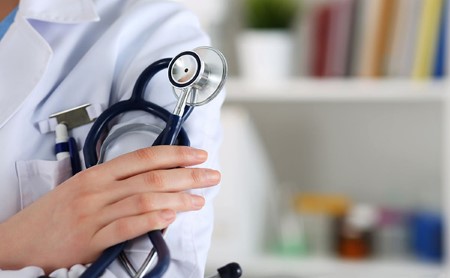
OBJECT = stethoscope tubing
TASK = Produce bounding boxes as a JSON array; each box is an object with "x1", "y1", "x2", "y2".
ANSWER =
[
  {"x1": 82, "y1": 58, "x2": 193, "y2": 278},
  {"x1": 84, "y1": 99, "x2": 190, "y2": 167}
]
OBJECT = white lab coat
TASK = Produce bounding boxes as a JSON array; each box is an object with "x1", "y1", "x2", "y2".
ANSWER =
[{"x1": 0, "y1": 0, "x2": 224, "y2": 277}]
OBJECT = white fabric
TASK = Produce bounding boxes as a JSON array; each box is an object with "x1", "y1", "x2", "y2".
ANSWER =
[{"x1": 0, "y1": 0, "x2": 224, "y2": 277}]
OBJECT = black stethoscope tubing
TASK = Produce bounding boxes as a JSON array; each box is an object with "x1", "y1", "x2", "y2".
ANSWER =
[{"x1": 81, "y1": 58, "x2": 193, "y2": 278}]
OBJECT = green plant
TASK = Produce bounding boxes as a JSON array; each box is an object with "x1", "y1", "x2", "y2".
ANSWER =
[{"x1": 244, "y1": 0, "x2": 300, "y2": 29}]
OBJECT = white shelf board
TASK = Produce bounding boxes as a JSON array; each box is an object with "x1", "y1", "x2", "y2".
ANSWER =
[
  {"x1": 225, "y1": 78, "x2": 449, "y2": 103},
  {"x1": 207, "y1": 255, "x2": 444, "y2": 278}
]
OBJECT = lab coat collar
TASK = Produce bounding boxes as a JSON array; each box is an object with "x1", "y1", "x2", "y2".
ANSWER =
[
  {"x1": 0, "y1": 14, "x2": 52, "y2": 129},
  {"x1": 19, "y1": 0, "x2": 99, "y2": 23},
  {"x1": 0, "y1": 0, "x2": 99, "y2": 129}
]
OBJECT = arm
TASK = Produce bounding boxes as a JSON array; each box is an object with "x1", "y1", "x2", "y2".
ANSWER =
[{"x1": 0, "y1": 146, "x2": 220, "y2": 275}]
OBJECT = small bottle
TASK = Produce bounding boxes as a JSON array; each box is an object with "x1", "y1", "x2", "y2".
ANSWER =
[
  {"x1": 335, "y1": 204, "x2": 378, "y2": 259},
  {"x1": 294, "y1": 193, "x2": 351, "y2": 256},
  {"x1": 410, "y1": 211, "x2": 443, "y2": 262},
  {"x1": 374, "y1": 207, "x2": 409, "y2": 258}
]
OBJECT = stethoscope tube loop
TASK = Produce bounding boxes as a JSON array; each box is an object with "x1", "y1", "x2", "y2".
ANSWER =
[
  {"x1": 82, "y1": 47, "x2": 227, "y2": 277},
  {"x1": 82, "y1": 58, "x2": 191, "y2": 278},
  {"x1": 84, "y1": 99, "x2": 190, "y2": 167},
  {"x1": 83, "y1": 58, "x2": 192, "y2": 168},
  {"x1": 80, "y1": 242, "x2": 127, "y2": 278},
  {"x1": 132, "y1": 58, "x2": 172, "y2": 100}
]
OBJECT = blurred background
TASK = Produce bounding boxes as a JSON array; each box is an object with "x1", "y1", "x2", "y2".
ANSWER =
[{"x1": 176, "y1": 0, "x2": 448, "y2": 277}]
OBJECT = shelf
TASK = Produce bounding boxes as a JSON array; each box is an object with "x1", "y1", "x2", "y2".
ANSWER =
[
  {"x1": 207, "y1": 255, "x2": 444, "y2": 278},
  {"x1": 225, "y1": 78, "x2": 448, "y2": 103}
]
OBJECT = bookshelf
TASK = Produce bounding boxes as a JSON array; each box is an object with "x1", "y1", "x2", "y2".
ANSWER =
[
  {"x1": 206, "y1": 78, "x2": 448, "y2": 277},
  {"x1": 226, "y1": 78, "x2": 447, "y2": 102},
  {"x1": 207, "y1": 255, "x2": 443, "y2": 278},
  {"x1": 199, "y1": 0, "x2": 450, "y2": 276}
]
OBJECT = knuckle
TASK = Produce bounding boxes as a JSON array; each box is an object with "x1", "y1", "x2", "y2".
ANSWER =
[
  {"x1": 115, "y1": 220, "x2": 134, "y2": 237},
  {"x1": 144, "y1": 172, "x2": 165, "y2": 189},
  {"x1": 190, "y1": 169, "x2": 203, "y2": 184},
  {"x1": 137, "y1": 194, "x2": 156, "y2": 212},
  {"x1": 144, "y1": 217, "x2": 160, "y2": 231},
  {"x1": 176, "y1": 146, "x2": 192, "y2": 161},
  {"x1": 134, "y1": 148, "x2": 157, "y2": 162},
  {"x1": 146, "y1": 214, "x2": 171, "y2": 230}
]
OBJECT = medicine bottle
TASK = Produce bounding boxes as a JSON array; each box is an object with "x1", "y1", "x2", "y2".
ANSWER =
[
  {"x1": 335, "y1": 204, "x2": 378, "y2": 259},
  {"x1": 294, "y1": 193, "x2": 351, "y2": 256}
]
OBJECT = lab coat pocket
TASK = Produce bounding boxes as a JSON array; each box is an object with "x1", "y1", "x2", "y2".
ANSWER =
[{"x1": 16, "y1": 158, "x2": 72, "y2": 209}]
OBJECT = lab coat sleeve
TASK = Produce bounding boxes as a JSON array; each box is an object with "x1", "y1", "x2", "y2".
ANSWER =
[{"x1": 0, "y1": 265, "x2": 118, "y2": 278}]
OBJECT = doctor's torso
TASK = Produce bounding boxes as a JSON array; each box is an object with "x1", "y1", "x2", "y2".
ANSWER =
[
  {"x1": 0, "y1": 0, "x2": 208, "y2": 219},
  {"x1": 0, "y1": 0, "x2": 222, "y2": 276}
]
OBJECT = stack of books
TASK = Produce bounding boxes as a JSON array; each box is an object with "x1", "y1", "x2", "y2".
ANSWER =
[{"x1": 297, "y1": 0, "x2": 447, "y2": 79}]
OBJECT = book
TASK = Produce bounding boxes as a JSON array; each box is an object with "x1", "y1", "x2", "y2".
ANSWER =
[
  {"x1": 353, "y1": 0, "x2": 382, "y2": 77},
  {"x1": 296, "y1": 0, "x2": 319, "y2": 76},
  {"x1": 366, "y1": 0, "x2": 397, "y2": 77},
  {"x1": 386, "y1": 0, "x2": 408, "y2": 76},
  {"x1": 325, "y1": 0, "x2": 354, "y2": 77},
  {"x1": 412, "y1": 0, "x2": 444, "y2": 79},
  {"x1": 433, "y1": 0, "x2": 447, "y2": 78},
  {"x1": 311, "y1": 3, "x2": 333, "y2": 77}
]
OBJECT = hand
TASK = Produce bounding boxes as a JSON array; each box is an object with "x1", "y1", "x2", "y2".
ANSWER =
[{"x1": 0, "y1": 146, "x2": 220, "y2": 273}]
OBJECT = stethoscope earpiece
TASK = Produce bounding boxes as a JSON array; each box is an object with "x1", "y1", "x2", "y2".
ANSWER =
[{"x1": 208, "y1": 262, "x2": 243, "y2": 278}]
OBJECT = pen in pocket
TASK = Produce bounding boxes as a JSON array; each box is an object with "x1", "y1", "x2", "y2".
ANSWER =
[{"x1": 54, "y1": 123, "x2": 81, "y2": 175}]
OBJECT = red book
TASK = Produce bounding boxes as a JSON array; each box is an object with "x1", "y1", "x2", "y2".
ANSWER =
[{"x1": 312, "y1": 4, "x2": 332, "y2": 77}]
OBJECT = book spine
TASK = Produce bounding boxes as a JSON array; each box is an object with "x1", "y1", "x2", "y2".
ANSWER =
[{"x1": 412, "y1": 0, "x2": 444, "y2": 79}]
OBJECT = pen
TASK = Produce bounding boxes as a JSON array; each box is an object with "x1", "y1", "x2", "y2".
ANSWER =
[
  {"x1": 55, "y1": 123, "x2": 70, "y2": 161},
  {"x1": 68, "y1": 136, "x2": 82, "y2": 175},
  {"x1": 54, "y1": 123, "x2": 82, "y2": 175}
]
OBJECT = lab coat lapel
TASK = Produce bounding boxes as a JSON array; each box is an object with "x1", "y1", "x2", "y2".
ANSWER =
[
  {"x1": 0, "y1": 0, "x2": 99, "y2": 129},
  {"x1": 0, "y1": 14, "x2": 52, "y2": 129},
  {"x1": 19, "y1": 0, "x2": 99, "y2": 23}
]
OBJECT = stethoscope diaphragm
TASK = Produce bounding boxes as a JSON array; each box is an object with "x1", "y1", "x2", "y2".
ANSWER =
[{"x1": 168, "y1": 46, "x2": 228, "y2": 107}]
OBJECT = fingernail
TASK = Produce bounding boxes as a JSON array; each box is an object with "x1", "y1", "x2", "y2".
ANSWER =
[
  {"x1": 194, "y1": 149, "x2": 207, "y2": 160},
  {"x1": 191, "y1": 195, "x2": 205, "y2": 209},
  {"x1": 160, "y1": 210, "x2": 176, "y2": 221},
  {"x1": 206, "y1": 170, "x2": 221, "y2": 183}
]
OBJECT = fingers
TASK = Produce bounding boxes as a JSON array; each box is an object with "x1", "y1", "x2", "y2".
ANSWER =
[
  {"x1": 102, "y1": 146, "x2": 208, "y2": 181},
  {"x1": 97, "y1": 192, "x2": 205, "y2": 227},
  {"x1": 94, "y1": 209, "x2": 177, "y2": 249},
  {"x1": 101, "y1": 167, "x2": 220, "y2": 205},
  {"x1": 71, "y1": 146, "x2": 217, "y2": 252}
]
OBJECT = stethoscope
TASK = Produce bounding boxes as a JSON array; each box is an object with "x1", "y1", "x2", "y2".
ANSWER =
[{"x1": 79, "y1": 47, "x2": 241, "y2": 278}]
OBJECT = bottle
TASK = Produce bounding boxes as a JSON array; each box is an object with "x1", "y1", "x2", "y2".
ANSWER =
[
  {"x1": 294, "y1": 193, "x2": 351, "y2": 256},
  {"x1": 335, "y1": 204, "x2": 378, "y2": 259}
]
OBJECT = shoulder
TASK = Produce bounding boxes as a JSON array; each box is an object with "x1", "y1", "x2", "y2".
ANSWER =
[
  {"x1": 91, "y1": 0, "x2": 209, "y2": 57},
  {"x1": 95, "y1": 0, "x2": 202, "y2": 31},
  {"x1": 91, "y1": 0, "x2": 211, "y2": 102}
]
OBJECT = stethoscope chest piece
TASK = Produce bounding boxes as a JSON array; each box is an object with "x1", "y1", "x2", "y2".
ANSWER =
[{"x1": 168, "y1": 46, "x2": 228, "y2": 107}]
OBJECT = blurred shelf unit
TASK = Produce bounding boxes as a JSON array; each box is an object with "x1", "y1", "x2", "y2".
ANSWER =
[
  {"x1": 225, "y1": 78, "x2": 448, "y2": 103},
  {"x1": 207, "y1": 255, "x2": 444, "y2": 278},
  {"x1": 209, "y1": 0, "x2": 450, "y2": 275},
  {"x1": 211, "y1": 77, "x2": 448, "y2": 276}
]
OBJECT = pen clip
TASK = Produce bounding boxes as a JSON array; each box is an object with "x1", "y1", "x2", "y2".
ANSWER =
[{"x1": 68, "y1": 137, "x2": 82, "y2": 175}]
